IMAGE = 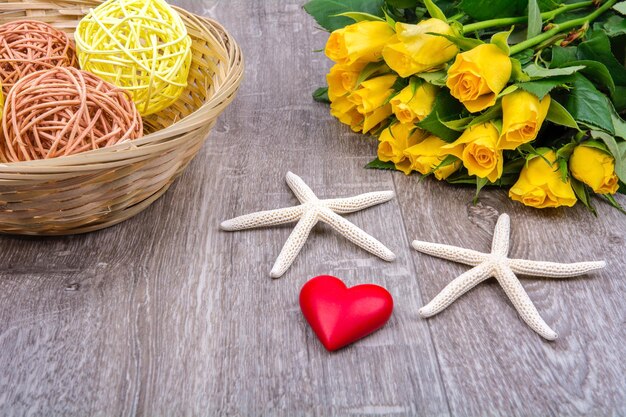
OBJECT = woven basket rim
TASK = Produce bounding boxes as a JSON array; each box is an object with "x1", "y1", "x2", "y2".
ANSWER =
[{"x1": 0, "y1": 7, "x2": 243, "y2": 171}]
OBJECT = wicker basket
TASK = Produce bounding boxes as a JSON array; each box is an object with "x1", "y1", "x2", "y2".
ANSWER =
[{"x1": 0, "y1": 0, "x2": 243, "y2": 235}]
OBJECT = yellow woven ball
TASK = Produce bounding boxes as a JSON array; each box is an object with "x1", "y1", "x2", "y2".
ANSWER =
[{"x1": 74, "y1": 0, "x2": 192, "y2": 116}]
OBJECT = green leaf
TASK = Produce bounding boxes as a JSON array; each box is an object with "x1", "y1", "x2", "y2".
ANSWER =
[
  {"x1": 441, "y1": 116, "x2": 473, "y2": 131},
  {"x1": 538, "y1": 0, "x2": 559, "y2": 10},
  {"x1": 550, "y1": 45, "x2": 617, "y2": 95},
  {"x1": 383, "y1": 9, "x2": 396, "y2": 27},
  {"x1": 550, "y1": 45, "x2": 578, "y2": 67},
  {"x1": 510, "y1": 59, "x2": 530, "y2": 82},
  {"x1": 332, "y1": 11, "x2": 385, "y2": 22},
  {"x1": 445, "y1": 173, "x2": 480, "y2": 185},
  {"x1": 613, "y1": 1, "x2": 626, "y2": 14},
  {"x1": 577, "y1": 30, "x2": 626, "y2": 86},
  {"x1": 611, "y1": 106, "x2": 626, "y2": 140},
  {"x1": 613, "y1": 86, "x2": 626, "y2": 112},
  {"x1": 556, "y1": 142, "x2": 577, "y2": 160},
  {"x1": 601, "y1": 15, "x2": 626, "y2": 37},
  {"x1": 313, "y1": 87, "x2": 330, "y2": 103},
  {"x1": 416, "y1": 90, "x2": 465, "y2": 142},
  {"x1": 387, "y1": 77, "x2": 410, "y2": 103},
  {"x1": 502, "y1": 158, "x2": 526, "y2": 174},
  {"x1": 603, "y1": 193, "x2": 626, "y2": 214},
  {"x1": 468, "y1": 102, "x2": 502, "y2": 127},
  {"x1": 459, "y1": 0, "x2": 525, "y2": 20},
  {"x1": 355, "y1": 61, "x2": 387, "y2": 86},
  {"x1": 513, "y1": 48, "x2": 534, "y2": 65},
  {"x1": 409, "y1": 76, "x2": 421, "y2": 95},
  {"x1": 590, "y1": 130, "x2": 626, "y2": 182},
  {"x1": 434, "y1": 154, "x2": 460, "y2": 170},
  {"x1": 527, "y1": 0, "x2": 542, "y2": 39},
  {"x1": 499, "y1": 85, "x2": 519, "y2": 97},
  {"x1": 385, "y1": 0, "x2": 419, "y2": 7},
  {"x1": 365, "y1": 158, "x2": 397, "y2": 170},
  {"x1": 558, "y1": 74, "x2": 615, "y2": 134},
  {"x1": 519, "y1": 144, "x2": 547, "y2": 162},
  {"x1": 546, "y1": 99, "x2": 579, "y2": 130},
  {"x1": 570, "y1": 177, "x2": 597, "y2": 214},
  {"x1": 551, "y1": 43, "x2": 617, "y2": 94},
  {"x1": 524, "y1": 64, "x2": 586, "y2": 78},
  {"x1": 429, "y1": 31, "x2": 483, "y2": 51},
  {"x1": 424, "y1": 0, "x2": 447, "y2": 20},
  {"x1": 516, "y1": 75, "x2": 573, "y2": 99},
  {"x1": 303, "y1": 0, "x2": 385, "y2": 31},
  {"x1": 562, "y1": 60, "x2": 615, "y2": 95},
  {"x1": 474, "y1": 177, "x2": 489, "y2": 203},
  {"x1": 490, "y1": 28, "x2": 513, "y2": 55},
  {"x1": 578, "y1": 140, "x2": 611, "y2": 153},
  {"x1": 556, "y1": 157, "x2": 568, "y2": 182},
  {"x1": 416, "y1": 70, "x2": 448, "y2": 86}
]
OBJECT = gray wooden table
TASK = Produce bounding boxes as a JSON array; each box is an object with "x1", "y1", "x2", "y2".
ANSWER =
[{"x1": 1, "y1": 1, "x2": 625, "y2": 416}]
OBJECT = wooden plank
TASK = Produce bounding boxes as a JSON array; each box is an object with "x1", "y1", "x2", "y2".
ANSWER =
[
  {"x1": 0, "y1": 0, "x2": 624, "y2": 415},
  {"x1": 0, "y1": 1, "x2": 449, "y2": 416}
]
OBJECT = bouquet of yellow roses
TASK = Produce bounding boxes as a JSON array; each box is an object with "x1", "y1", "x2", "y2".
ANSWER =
[{"x1": 305, "y1": 0, "x2": 626, "y2": 212}]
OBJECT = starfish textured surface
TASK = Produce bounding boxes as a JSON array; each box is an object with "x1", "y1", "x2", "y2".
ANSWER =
[
  {"x1": 221, "y1": 172, "x2": 396, "y2": 278},
  {"x1": 412, "y1": 213, "x2": 606, "y2": 340}
]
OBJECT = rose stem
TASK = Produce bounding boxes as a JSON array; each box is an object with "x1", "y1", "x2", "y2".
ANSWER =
[
  {"x1": 462, "y1": 1, "x2": 593, "y2": 33},
  {"x1": 509, "y1": 0, "x2": 618, "y2": 55}
]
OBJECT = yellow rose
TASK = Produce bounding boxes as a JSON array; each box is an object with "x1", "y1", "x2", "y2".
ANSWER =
[
  {"x1": 349, "y1": 75, "x2": 396, "y2": 113},
  {"x1": 509, "y1": 150, "x2": 577, "y2": 208},
  {"x1": 499, "y1": 90, "x2": 551, "y2": 150},
  {"x1": 378, "y1": 123, "x2": 426, "y2": 174},
  {"x1": 349, "y1": 74, "x2": 396, "y2": 133},
  {"x1": 382, "y1": 19, "x2": 459, "y2": 77},
  {"x1": 569, "y1": 145, "x2": 620, "y2": 194},
  {"x1": 444, "y1": 122, "x2": 503, "y2": 182},
  {"x1": 446, "y1": 44, "x2": 512, "y2": 113},
  {"x1": 330, "y1": 95, "x2": 363, "y2": 132},
  {"x1": 404, "y1": 135, "x2": 461, "y2": 179},
  {"x1": 362, "y1": 105, "x2": 393, "y2": 134},
  {"x1": 325, "y1": 21, "x2": 395, "y2": 65},
  {"x1": 326, "y1": 62, "x2": 366, "y2": 101},
  {"x1": 390, "y1": 82, "x2": 438, "y2": 125}
]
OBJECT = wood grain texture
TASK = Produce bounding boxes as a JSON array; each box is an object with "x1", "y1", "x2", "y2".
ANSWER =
[{"x1": 0, "y1": 1, "x2": 624, "y2": 416}]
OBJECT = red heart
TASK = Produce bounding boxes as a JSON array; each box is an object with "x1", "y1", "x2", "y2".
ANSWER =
[{"x1": 299, "y1": 275, "x2": 393, "y2": 351}]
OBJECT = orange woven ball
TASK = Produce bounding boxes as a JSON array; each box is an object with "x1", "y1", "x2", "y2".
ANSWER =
[
  {"x1": 0, "y1": 67, "x2": 143, "y2": 162},
  {"x1": 0, "y1": 20, "x2": 77, "y2": 95}
]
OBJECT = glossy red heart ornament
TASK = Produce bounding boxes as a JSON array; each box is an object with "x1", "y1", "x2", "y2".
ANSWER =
[{"x1": 299, "y1": 275, "x2": 393, "y2": 351}]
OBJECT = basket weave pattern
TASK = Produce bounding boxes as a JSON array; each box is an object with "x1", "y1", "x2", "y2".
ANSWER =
[{"x1": 0, "y1": 0, "x2": 243, "y2": 235}]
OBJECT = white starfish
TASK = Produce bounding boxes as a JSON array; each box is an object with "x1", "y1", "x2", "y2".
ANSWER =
[
  {"x1": 221, "y1": 172, "x2": 396, "y2": 278},
  {"x1": 412, "y1": 213, "x2": 606, "y2": 340}
]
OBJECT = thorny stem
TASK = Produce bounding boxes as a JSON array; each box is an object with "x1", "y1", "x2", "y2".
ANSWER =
[
  {"x1": 509, "y1": 0, "x2": 617, "y2": 54},
  {"x1": 462, "y1": 1, "x2": 594, "y2": 33}
]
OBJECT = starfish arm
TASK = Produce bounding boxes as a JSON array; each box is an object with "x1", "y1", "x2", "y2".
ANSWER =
[
  {"x1": 495, "y1": 264, "x2": 558, "y2": 341},
  {"x1": 319, "y1": 208, "x2": 396, "y2": 262},
  {"x1": 270, "y1": 209, "x2": 319, "y2": 278},
  {"x1": 508, "y1": 258, "x2": 607, "y2": 278},
  {"x1": 419, "y1": 261, "x2": 493, "y2": 317},
  {"x1": 491, "y1": 213, "x2": 511, "y2": 256},
  {"x1": 411, "y1": 240, "x2": 488, "y2": 266},
  {"x1": 323, "y1": 190, "x2": 395, "y2": 214},
  {"x1": 286, "y1": 171, "x2": 318, "y2": 203},
  {"x1": 220, "y1": 206, "x2": 306, "y2": 231}
]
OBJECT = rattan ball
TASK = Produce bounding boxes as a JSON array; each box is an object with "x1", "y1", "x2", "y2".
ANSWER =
[
  {"x1": 0, "y1": 20, "x2": 77, "y2": 95},
  {"x1": 0, "y1": 67, "x2": 143, "y2": 162},
  {"x1": 74, "y1": 0, "x2": 192, "y2": 116}
]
